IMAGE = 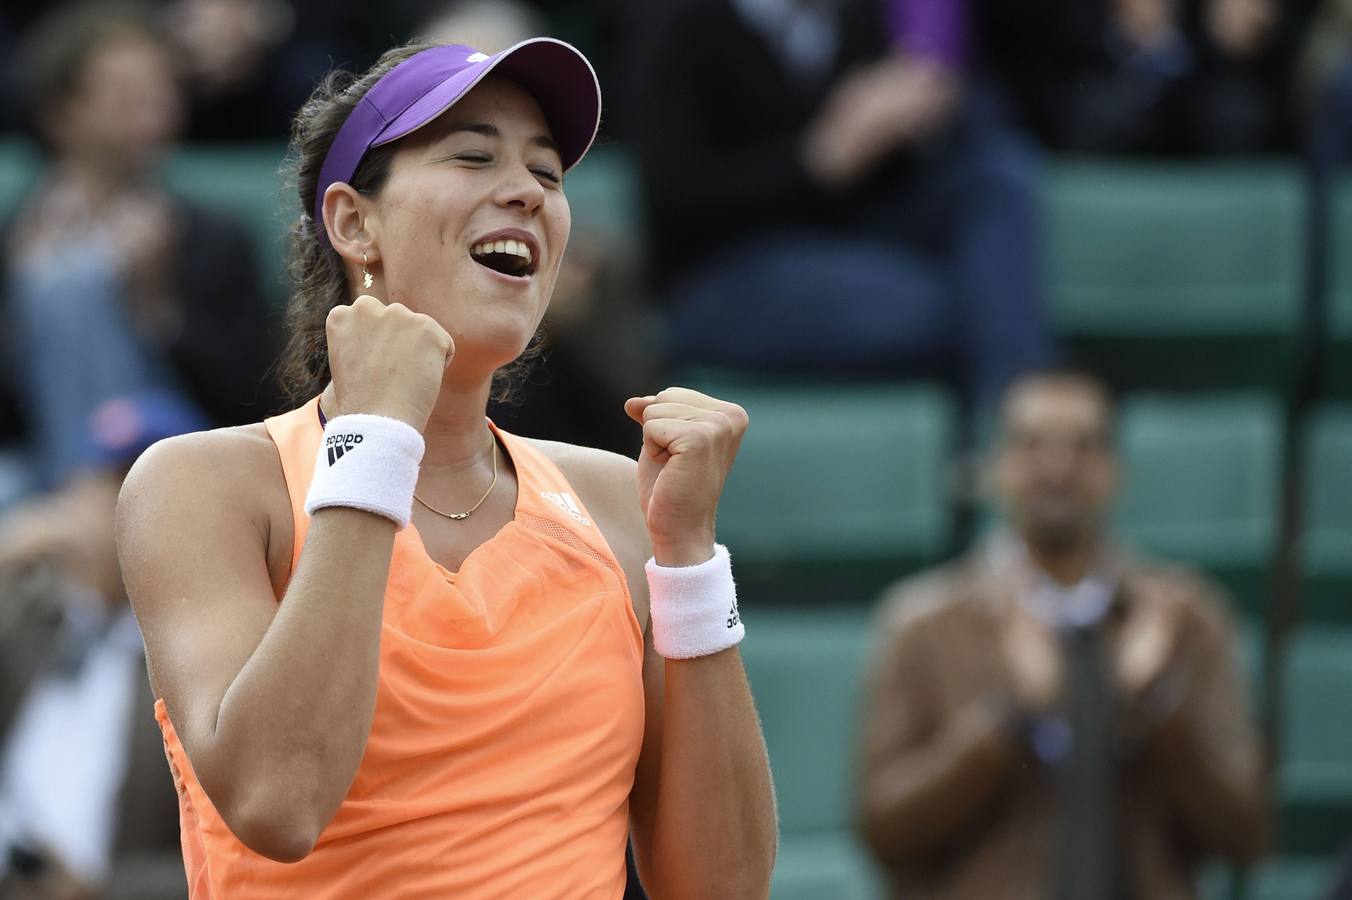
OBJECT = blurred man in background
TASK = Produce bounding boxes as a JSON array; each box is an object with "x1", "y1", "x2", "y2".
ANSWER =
[
  {"x1": 0, "y1": 2, "x2": 277, "y2": 497},
  {"x1": 0, "y1": 392, "x2": 199, "y2": 900},
  {"x1": 858, "y1": 369, "x2": 1267, "y2": 900},
  {"x1": 627, "y1": 0, "x2": 1050, "y2": 409}
]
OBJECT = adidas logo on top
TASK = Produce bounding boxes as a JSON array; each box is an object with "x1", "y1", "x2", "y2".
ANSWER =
[
  {"x1": 541, "y1": 491, "x2": 592, "y2": 526},
  {"x1": 326, "y1": 433, "x2": 363, "y2": 466}
]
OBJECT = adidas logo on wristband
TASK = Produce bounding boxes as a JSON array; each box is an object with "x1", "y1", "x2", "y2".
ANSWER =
[
  {"x1": 326, "y1": 433, "x2": 364, "y2": 466},
  {"x1": 306, "y1": 414, "x2": 424, "y2": 529},
  {"x1": 727, "y1": 597, "x2": 741, "y2": 629}
]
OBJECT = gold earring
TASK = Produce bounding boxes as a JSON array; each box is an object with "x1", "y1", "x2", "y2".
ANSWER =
[{"x1": 362, "y1": 253, "x2": 374, "y2": 290}]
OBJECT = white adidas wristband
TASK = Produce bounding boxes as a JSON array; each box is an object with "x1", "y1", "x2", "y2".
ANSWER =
[
  {"x1": 647, "y1": 544, "x2": 745, "y2": 659},
  {"x1": 305, "y1": 414, "x2": 425, "y2": 528}
]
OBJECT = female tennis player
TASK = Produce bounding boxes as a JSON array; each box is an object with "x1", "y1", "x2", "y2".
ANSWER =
[{"x1": 115, "y1": 38, "x2": 776, "y2": 898}]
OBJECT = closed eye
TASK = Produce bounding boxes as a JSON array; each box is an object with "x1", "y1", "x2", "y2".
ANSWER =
[{"x1": 532, "y1": 167, "x2": 562, "y2": 185}]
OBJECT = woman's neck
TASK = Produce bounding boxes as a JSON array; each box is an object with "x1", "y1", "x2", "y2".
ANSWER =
[{"x1": 421, "y1": 376, "x2": 497, "y2": 473}]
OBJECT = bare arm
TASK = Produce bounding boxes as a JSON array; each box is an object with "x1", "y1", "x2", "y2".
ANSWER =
[
  {"x1": 554, "y1": 436, "x2": 777, "y2": 900},
  {"x1": 117, "y1": 430, "x2": 396, "y2": 861},
  {"x1": 629, "y1": 624, "x2": 777, "y2": 899},
  {"x1": 118, "y1": 295, "x2": 452, "y2": 861}
]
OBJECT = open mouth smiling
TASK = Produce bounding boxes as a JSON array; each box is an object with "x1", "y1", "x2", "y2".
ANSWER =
[{"x1": 470, "y1": 231, "x2": 539, "y2": 279}]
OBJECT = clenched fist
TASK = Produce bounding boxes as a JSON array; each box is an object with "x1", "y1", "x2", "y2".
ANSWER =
[
  {"x1": 624, "y1": 388, "x2": 749, "y2": 566},
  {"x1": 326, "y1": 294, "x2": 454, "y2": 433}
]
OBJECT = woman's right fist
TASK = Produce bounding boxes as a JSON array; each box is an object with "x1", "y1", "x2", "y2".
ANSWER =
[{"x1": 326, "y1": 295, "x2": 454, "y2": 433}]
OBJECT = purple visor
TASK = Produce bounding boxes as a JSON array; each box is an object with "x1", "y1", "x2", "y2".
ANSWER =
[{"x1": 313, "y1": 38, "x2": 601, "y2": 240}]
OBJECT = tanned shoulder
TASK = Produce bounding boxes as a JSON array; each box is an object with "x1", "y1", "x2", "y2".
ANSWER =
[{"x1": 118, "y1": 423, "x2": 293, "y2": 598}]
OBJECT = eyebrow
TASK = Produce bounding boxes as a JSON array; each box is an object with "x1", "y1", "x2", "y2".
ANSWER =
[{"x1": 440, "y1": 121, "x2": 558, "y2": 153}]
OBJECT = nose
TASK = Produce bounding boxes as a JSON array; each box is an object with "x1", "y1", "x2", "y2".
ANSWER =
[
  {"x1": 493, "y1": 161, "x2": 546, "y2": 215},
  {"x1": 1037, "y1": 441, "x2": 1083, "y2": 481}
]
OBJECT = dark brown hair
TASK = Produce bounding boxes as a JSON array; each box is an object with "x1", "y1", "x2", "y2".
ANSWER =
[{"x1": 277, "y1": 42, "x2": 542, "y2": 405}]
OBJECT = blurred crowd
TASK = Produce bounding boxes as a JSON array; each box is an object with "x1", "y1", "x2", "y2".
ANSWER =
[{"x1": 0, "y1": 0, "x2": 1349, "y2": 898}]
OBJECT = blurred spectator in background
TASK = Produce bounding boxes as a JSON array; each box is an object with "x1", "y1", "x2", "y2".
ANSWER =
[
  {"x1": 0, "y1": 2, "x2": 278, "y2": 495},
  {"x1": 980, "y1": 0, "x2": 1313, "y2": 156},
  {"x1": 414, "y1": 0, "x2": 548, "y2": 52},
  {"x1": 163, "y1": 0, "x2": 312, "y2": 140},
  {"x1": 626, "y1": 0, "x2": 1050, "y2": 409},
  {"x1": 858, "y1": 369, "x2": 1267, "y2": 900},
  {"x1": 164, "y1": 0, "x2": 446, "y2": 141},
  {"x1": 2, "y1": 0, "x2": 392, "y2": 141},
  {"x1": 0, "y1": 391, "x2": 200, "y2": 900},
  {"x1": 1297, "y1": 0, "x2": 1352, "y2": 167}
]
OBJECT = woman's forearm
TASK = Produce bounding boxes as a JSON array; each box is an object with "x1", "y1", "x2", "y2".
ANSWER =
[
  {"x1": 646, "y1": 648, "x2": 777, "y2": 900},
  {"x1": 204, "y1": 508, "x2": 395, "y2": 860}
]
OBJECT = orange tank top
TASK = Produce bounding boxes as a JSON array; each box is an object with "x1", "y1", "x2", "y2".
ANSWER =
[{"x1": 153, "y1": 398, "x2": 647, "y2": 899}]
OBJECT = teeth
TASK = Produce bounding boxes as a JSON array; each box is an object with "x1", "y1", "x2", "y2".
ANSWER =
[{"x1": 471, "y1": 239, "x2": 534, "y2": 265}]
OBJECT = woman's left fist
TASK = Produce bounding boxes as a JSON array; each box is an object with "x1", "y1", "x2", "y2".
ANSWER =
[{"x1": 624, "y1": 388, "x2": 749, "y2": 566}]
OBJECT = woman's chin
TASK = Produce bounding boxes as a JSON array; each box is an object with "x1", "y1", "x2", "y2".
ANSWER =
[{"x1": 446, "y1": 326, "x2": 539, "y2": 378}]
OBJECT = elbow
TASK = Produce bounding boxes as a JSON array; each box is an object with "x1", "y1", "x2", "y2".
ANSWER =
[
  {"x1": 855, "y1": 757, "x2": 956, "y2": 867},
  {"x1": 721, "y1": 871, "x2": 774, "y2": 900},
  {"x1": 220, "y1": 788, "x2": 325, "y2": 863},
  {"x1": 1180, "y1": 769, "x2": 1273, "y2": 866},
  {"x1": 740, "y1": 832, "x2": 784, "y2": 897},
  {"x1": 248, "y1": 831, "x2": 318, "y2": 865},
  {"x1": 653, "y1": 871, "x2": 774, "y2": 900},
  {"x1": 643, "y1": 833, "x2": 777, "y2": 900},
  {"x1": 229, "y1": 812, "x2": 320, "y2": 863},
  {"x1": 857, "y1": 797, "x2": 930, "y2": 867},
  {"x1": 1219, "y1": 792, "x2": 1273, "y2": 867},
  {"x1": 1206, "y1": 818, "x2": 1269, "y2": 869}
]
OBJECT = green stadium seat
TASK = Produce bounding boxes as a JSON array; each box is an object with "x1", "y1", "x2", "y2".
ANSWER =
[
  {"x1": 1248, "y1": 856, "x2": 1338, "y2": 900},
  {"x1": 1115, "y1": 393, "x2": 1283, "y2": 615},
  {"x1": 773, "y1": 832, "x2": 882, "y2": 900},
  {"x1": 1300, "y1": 406, "x2": 1352, "y2": 623},
  {"x1": 1234, "y1": 614, "x2": 1266, "y2": 710},
  {"x1": 741, "y1": 608, "x2": 886, "y2": 898},
  {"x1": 1047, "y1": 162, "x2": 1305, "y2": 390},
  {"x1": 1278, "y1": 628, "x2": 1352, "y2": 855},
  {"x1": 686, "y1": 377, "x2": 956, "y2": 603},
  {"x1": 1197, "y1": 863, "x2": 1236, "y2": 900},
  {"x1": 740, "y1": 607, "x2": 874, "y2": 833},
  {"x1": 0, "y1": 138, "x2": 38, "y2": 218},
  {"x1": 164, "y1": 144, "x2": 291, "y2": 303}
]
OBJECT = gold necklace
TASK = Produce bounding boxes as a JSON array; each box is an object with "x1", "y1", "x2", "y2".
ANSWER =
[{"x1": 414, "y1": 438, "x2": 499, "y2": 521}]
